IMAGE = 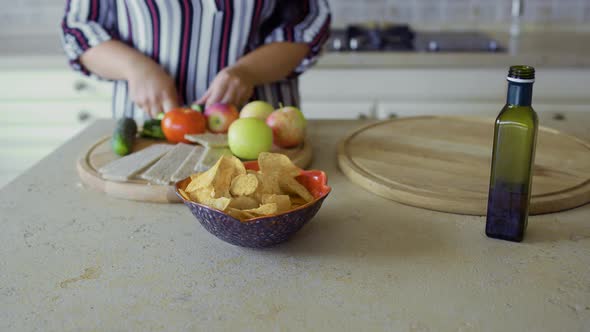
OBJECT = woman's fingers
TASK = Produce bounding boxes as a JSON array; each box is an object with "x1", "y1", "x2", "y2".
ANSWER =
[
  {"x1": 220, "y1": 84, "x2": 240, "y2": 105},
  {"x1": 195, "y1": 89, "x2": 211, "y2": 105},
  {"x1": 162, "y1": 91, "x2": 180, "y2": 113},
  {"x1": 206, "y1": 80, "x2": 229, "y2": 107},
  {"x1": 199, "y1": 67, "x2": 255, "y2": 107},
  {"x1": 162, "y1": 98, "x2": 178, "y2": 113},
  {"x1": 238, "y1": 85, "x2": 254, "y2": 107},
  {"x1": 153, "y1": 103, "x2": 165, "y2": 118}
]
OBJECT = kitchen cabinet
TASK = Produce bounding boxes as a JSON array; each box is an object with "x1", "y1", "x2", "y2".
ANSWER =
[
  {"x1": 0, "y1": 68, "x2": 113, "y2": 187},
  {"x1": 300, "y1": 101, "x2": 375, "y2": 119},
  {"x1": 299, "y1": 68, "x2": 590, "y2": 119},
  {"x1": 376, "y1": 101, "x2": 499, "y2": 118}
]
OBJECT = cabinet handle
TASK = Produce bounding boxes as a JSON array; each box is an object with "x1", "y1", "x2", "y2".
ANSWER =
[
  {"x1": 74, "y1": 81, "x2": 88, "y2": 92},
  {"x1": 78, "y1": 110, "x2": 91, "y2": 122},
  {"x1": 553, "y1": 113, "x2": 565, "y2": 121}
]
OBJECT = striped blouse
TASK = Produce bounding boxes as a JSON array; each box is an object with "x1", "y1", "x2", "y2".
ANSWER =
[{"x1": 61, "y1": 0, "x2": 331, "y2": 121}]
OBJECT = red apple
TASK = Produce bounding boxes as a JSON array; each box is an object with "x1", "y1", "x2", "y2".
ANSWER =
[
  {"x1": 266, "y1": 106, "x2": 306, "y2": 148},
  {"x1": 204, "y1": 103, "x2": 239, "y2": 133}
]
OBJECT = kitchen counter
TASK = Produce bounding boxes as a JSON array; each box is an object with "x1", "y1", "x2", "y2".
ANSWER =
[
  {"x1": 1, "y1": 113, "x2": 589, "y2": 331},
  {"x1": 1, "y1": 31, "x2": 590, "y2": 69}
]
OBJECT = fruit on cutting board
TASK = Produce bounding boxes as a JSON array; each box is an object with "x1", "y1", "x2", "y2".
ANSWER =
[
  {"x1": 228, "y1": 118, "x2": 272, "y2": 160},
  {"x1": 204, "y1": 103, "x2": 239, "y2": 133},
  {"x1": 190, "y1": 103, "x2": 205, "y2": 112},
  {"x1": 111, "y1": 117, "x2": 137, "y2": 156},
  {"x1": 240, "y1": 101, "x2": 274, "y2": 120},
  {"x1": 140, "y1": 119, "x2": 166, "y2": 139},
  {"x1": 266, "y1": 106, "x2": 306, "y2": 148},
  {"x1": 162, "y1": 107, "x2": 206, "y2": 144}
]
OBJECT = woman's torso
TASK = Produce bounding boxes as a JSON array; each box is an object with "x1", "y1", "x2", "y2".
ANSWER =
[{"x1": 106, "y1": 0, "x2": 301, "y2": 120}]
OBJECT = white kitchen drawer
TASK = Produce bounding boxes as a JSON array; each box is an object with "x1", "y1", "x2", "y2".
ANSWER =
[
  {"x1": 0, "y1": 100, "x2": 112, "y2": 125},
  {"x1": 534, "y1": 103, "x2": 590, "y2": 113},
  {"x1": 301, "y1": 101, "x2": 375, "y2": 119},
  {"x1": 0, "y1": 124, "x2": 83, "y2": 146},
  {"x1": 377, "y1": 101, "x2": 590, "y2": 119},
  {"x1": 377, "y1": 101, "x2": 499, "y2": 119},
  {"x1": 301, "y1": 68, "x2": 590, "y2": 104},
  {"x1": 0, "y1": 69, "x2": 113, "y2": 100},
  {"x1": 0, "y1": 145, "x2": 57, "y2": 172},
  {"x1": 0, "y1": 173, "x2": 18, "y2": 189}
]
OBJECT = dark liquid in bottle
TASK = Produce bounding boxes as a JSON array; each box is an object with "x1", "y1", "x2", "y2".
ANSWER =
[{"x1": 485, "y1": 180, "x2": 529, "y2": 242}]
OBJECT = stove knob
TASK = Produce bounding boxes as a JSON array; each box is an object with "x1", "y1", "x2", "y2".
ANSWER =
[
  {"x1": 332, "y1": 38, "x2": 343, "y2": 51},
  {"x1": 349, "y1": 37, "x2": 359, "y2": 51},
  {"x1": 488, "y1": 40, "x2": 499, "y2": 52},
  {"x1": 427, "y1": 41, "x2": 439, "y2": 52}
]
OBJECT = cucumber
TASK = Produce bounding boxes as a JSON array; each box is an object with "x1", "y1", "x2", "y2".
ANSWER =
[
  {"x1": 140, "y1": 119, "x2": 166, "y2": 139},
  {"x1": 111, "y1": 118, "x2": 137, "y2": 156}
]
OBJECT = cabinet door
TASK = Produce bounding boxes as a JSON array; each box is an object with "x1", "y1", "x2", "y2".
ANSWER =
[
  {"x1": 0, "y1": 145, "x2": 57, "y2": 173},
  {"x1": 0, "y1": 101, "x2": 112, "y2": 185},
  {"x1": 534, "y1": 103, "x2": 590, "y2": 113},
  {"x1": 0, "y1": 100, "x2": 112, "y2": 125},
  {"x1": 377, "y1": 101, "x2": 590, "y2": 120},
  {"x1": 377, "y1": 101, "x2": 499, "y2": 119},
  {"x1": 0, "y1": 70, "x2": 113, "y2": 100},
  {"x1": 301, "y1": 101, "x2": 375, "y2": 119}
]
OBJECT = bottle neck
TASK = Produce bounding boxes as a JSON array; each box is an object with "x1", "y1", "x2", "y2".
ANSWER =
[{"x1": 506, "y1": 81, "x2": 533, "y2": 106}]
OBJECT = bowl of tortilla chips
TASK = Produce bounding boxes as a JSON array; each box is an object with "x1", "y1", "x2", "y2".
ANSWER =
[{"x1": 175, "y1": 152, "x2": 331, "y2": 248}]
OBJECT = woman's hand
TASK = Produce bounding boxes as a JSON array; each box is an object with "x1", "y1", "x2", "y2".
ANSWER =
[
  {"x1": 127, "y1": 57, "x2": 180, "y2": 118},
  {"x1": 197, "y1": 66, "x2": 254, "y2": 107}
]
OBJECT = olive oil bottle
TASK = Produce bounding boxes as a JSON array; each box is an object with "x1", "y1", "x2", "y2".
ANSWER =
[{"x1": 485, "y1": 65, "x2": 538, "y2": 242}]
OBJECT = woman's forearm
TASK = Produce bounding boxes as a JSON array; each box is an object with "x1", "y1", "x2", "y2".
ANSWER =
[
  {"x1": 79, "y1": 40, "x2": 152, "y2": 80},
  {"x1": 80, "y1": 40, "x2": 180, "y2": 117},
  {"x1": 233, "y1": 42, "x2": 310, "y2": 85}
]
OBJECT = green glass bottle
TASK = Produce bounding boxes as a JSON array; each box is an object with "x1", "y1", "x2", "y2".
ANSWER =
[{"x1": 485, "y1": 65, "x2": 538, "y2": 242}]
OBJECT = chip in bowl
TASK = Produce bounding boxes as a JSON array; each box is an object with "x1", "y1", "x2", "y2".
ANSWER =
[{"x1": 181, "y1": 152, "x2": 314, "y2": 221}]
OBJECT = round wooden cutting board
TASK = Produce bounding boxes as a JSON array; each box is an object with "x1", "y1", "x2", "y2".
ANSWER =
[
  {"x1": 338, "y1": 116, "x2": 590, "y2": 215},
  {"x1": 77, "y1": 136, "x2": 312, "y2": 203}
]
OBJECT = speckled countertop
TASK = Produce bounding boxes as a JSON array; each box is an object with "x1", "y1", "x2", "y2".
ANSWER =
[
  {"x1": 1, "y1": 112, "x2": 589, "y2": 331},
  {"x1": 1, "y1": 31, "x2": 590, "y2": 69}
]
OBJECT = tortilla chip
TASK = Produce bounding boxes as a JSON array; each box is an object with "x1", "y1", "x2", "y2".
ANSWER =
[
  {"x1": 243, "y1": 203, "x2": 278, "y2": 216},
  {"x1": 290, "y1": 196, "x2": 308, "y2": 206},
  {"x1": 280, "y1": 177, "x2": 314, "y2": 202},
  {"x1": 258, "y1": 152, "x2": 300, "y2": 178},
  {"x1": 262, "y1": 194, "x2": 291, "y2": 213},
  {"x1": 203, "y1": 196, "x2": 231, "y2": 211},
  {"x1": 230, "y1": 174, "x2": 259, "y2": 196},
  {"x1": 228, "y1": 196, "x2": 260, "y2": 210},
  {"x1": 178, "y1": 188, "x2": 191, "y2": 201},
  {"x1": 189, "y1": 187, "x2": 214, "y2": 203},
  {"x1": 227, "y1": 208, "x2": 257, "y2": 221}
]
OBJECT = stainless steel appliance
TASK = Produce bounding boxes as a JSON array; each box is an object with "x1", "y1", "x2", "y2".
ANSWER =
[{"x1": 327, "y1": 25, "x2": 505, "y2": 53}]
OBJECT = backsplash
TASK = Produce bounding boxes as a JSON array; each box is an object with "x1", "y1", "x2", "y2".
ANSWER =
[
  {"x1": 0, "y1": 0, "x2": 589, "y2": 36},
  {"x1": 329, "y1": 0, "x2": 590, "y2": 27}
]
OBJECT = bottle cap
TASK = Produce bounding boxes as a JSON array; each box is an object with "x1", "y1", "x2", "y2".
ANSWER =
[{"x1": 507, "y1": 65, "x2": 535, "y2": 83}]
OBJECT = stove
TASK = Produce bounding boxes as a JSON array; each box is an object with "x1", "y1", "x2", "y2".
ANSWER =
[{"x1": 327, "y1": 25, "x2": 504, "y2": 53}]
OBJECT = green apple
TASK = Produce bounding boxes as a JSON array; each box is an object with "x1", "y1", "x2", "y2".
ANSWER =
[
  {"x1": 240, "y1": 101, "x2": 274, "y2": 120},
  {"x1": 228, "y1": 118, "x2": 273, "y2": 160}
]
